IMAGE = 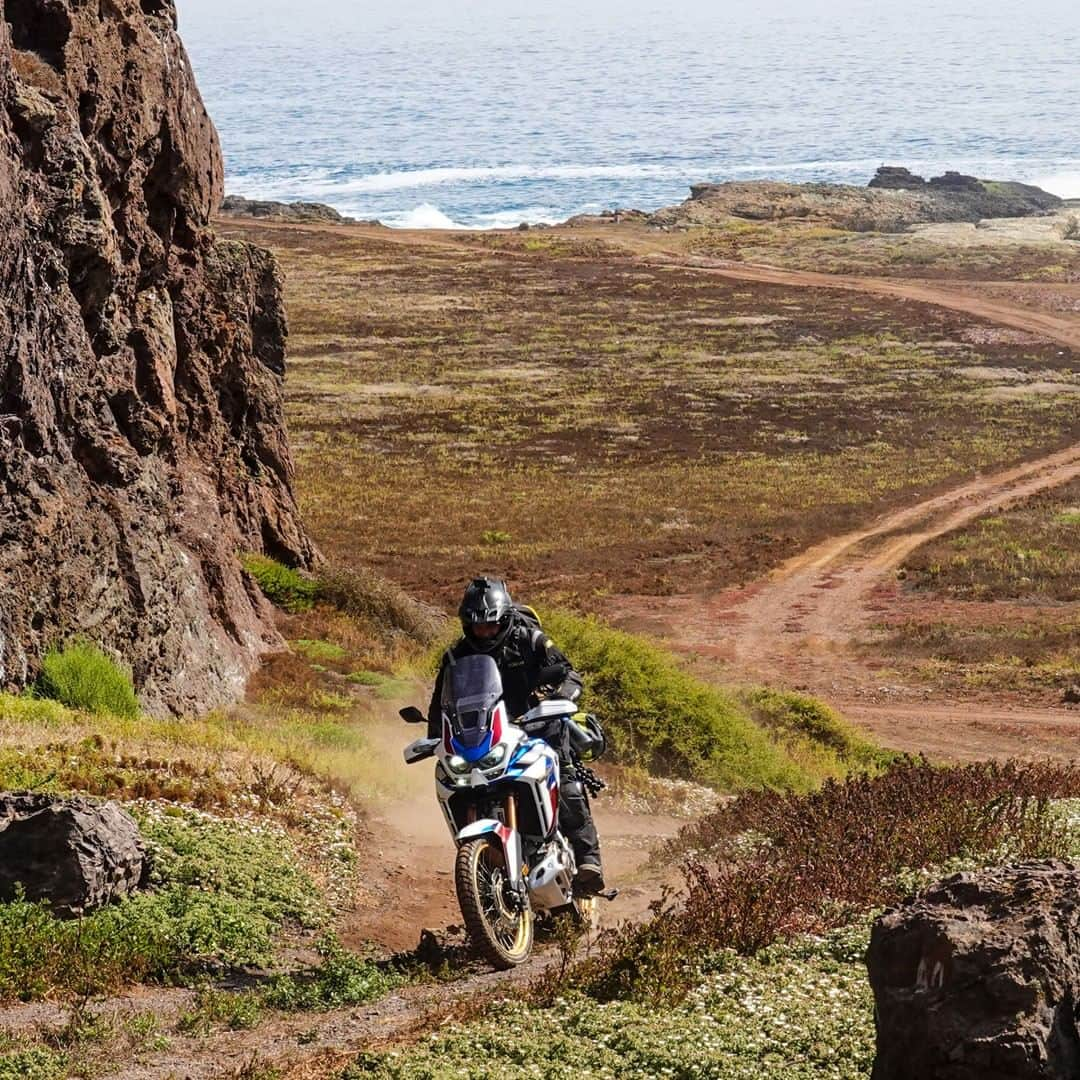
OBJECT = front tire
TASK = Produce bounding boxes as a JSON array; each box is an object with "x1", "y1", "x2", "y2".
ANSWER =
[{"x1": 455, "y1": 837, "x2": 534, "y2": 969}]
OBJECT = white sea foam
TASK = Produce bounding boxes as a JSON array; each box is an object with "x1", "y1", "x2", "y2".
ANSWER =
[
  {"x1": 1032, "y1": 172, "x2": 1080, "y2": 200},
  {"x1": 471, "y1": 206, "x2": 565, "y2": 229},
  {"x1": 377, "y1": 203, "x2": 469, "y2": 229}
]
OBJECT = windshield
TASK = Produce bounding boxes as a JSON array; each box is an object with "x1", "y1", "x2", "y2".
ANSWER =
[{"x1": 441, "y1": 654, "x2": 504, "y2": 748}]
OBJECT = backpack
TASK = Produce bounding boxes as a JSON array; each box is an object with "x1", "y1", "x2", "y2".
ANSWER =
[{"x1": 513, "y1": 603, "x2": 542, "y2": 634}]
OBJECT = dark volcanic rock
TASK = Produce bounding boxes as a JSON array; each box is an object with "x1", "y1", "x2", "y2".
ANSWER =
[
  {"x1": 868, "y1": 861, "x2": 1080, "y2": 1080},
  {"x1": 868, "y1": 166, "x2": 928, "y2": 191},
  {"x1": 0, "y1": 1, "x2": 315, "y2": 713},
  {"x1": 0, "y1": 793, "x2": 146, "y2": 916},
  {"x1": 220, "y1": 194, "x2": 358, "y2": 224}
]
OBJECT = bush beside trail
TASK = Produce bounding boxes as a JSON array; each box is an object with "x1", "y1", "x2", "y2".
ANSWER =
[
  {"x1": 552, "y1": 758, "x2": 1080, "y2": 1005},
  {"x1": 543, "y1": 610, "x2": 880, "y2": 792},
  {"x1": 36, "y1": 640, "x2": 139, "y2": 719}
]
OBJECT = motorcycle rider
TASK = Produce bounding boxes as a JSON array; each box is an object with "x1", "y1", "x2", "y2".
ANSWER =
[{"x1": 428, "y1": 577, "x2": 606, "y2": 896}]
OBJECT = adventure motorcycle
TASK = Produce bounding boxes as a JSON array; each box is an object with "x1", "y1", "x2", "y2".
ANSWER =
[{"x1": 401, "y1": 653, "x2": 608, "y2": 969}]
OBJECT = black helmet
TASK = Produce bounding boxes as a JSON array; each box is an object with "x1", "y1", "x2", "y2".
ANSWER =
[{"x1": 459, "y1": 577, "x2": 514, "y2": 652}]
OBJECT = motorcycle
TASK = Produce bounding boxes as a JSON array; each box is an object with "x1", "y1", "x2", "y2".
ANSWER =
[{"x1": 401, "y1": 653, "x2": 608, "y2": 969}]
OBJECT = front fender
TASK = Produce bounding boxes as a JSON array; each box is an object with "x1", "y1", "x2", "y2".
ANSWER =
[{"x1": 456, "y1": 819, "x2": 524, "y2": 888}]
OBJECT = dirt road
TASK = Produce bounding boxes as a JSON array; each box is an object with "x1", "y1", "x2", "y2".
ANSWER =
[
  {"x1": 605, "y1": 256, "x2": 1080, "y2": 760},
  {"x1": 648, "y1": 256, "x2": 1080, "y2": 351}
]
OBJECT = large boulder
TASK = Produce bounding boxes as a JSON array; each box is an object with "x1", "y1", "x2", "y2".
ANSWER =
[
  {"x1": 0, "y1": 1, "x2": 315, "y2": 714},
  {"x1": 867, "y1": 861, "x2": 1080, "y2": 1079},
  {"x1": 0, "y1": 793, "x2": 146, "y2": 916}
]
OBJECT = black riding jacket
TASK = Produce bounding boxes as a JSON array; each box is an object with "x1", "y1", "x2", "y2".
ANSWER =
[{"x1": 426, "y1": 618, "x2": 583, "y2": 741}]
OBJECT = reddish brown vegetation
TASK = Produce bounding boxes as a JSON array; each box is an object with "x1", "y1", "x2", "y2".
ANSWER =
[{"x1": 545, "y1": 759, "x2": 1080, "y2": 1004}]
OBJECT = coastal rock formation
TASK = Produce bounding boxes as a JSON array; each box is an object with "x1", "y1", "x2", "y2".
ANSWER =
[
  {"x1": 867, "y1": 861, "x2": 1080, "y2": 1079},
  {"x1": 869, "y1": 166, "x2": 1062, "y2": 217},
  {"x1": 650, "y1": 171, "x2": 1061, "y2": 233},
  {"x1": 0, "y1": 0, "x2": 314, "y2": 713},
  {"x1": 0, "y1": 794, "x2": 146, "y2": 916},
  {"x1": 220, "y1": 194, "x2": 359, "y2": 224}
]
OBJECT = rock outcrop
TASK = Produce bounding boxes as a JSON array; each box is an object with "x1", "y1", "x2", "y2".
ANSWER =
[
  {"x1": 220, "y1": 194, "x2": 359, "y2": 224},
  {"x1": 867, "y1": 861, "x2": 1080, "y2": 1080},
  {"x1": 869, "y1": 166, "x2": 1062, "y2": 217},
  {"x1": 650, "y1": 171, "x2": 1062, "y2": 233},
  {"x1": 0, "y1": 0, "x2": 314, "y2": 713},
  {"x1": 0, "y1": 793, "x2": 146, "y2": 916}
]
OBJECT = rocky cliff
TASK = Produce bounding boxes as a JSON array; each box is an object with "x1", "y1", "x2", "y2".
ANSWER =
[{"x1": 0, "y1": 0, "x2": 314, "y2": 714}]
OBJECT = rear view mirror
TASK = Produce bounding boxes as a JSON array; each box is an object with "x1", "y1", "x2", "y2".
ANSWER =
[{"x1": 400, "y1": 706, "x2": 426, "y2": 725}]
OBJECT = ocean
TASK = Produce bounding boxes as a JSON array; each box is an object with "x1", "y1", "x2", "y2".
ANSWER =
[{"x1": 178, "y1": 0, "x2": 1080, "y2": 229}]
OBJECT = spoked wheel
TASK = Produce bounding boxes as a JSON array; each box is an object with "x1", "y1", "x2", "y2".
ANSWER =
[{"x1": 455, "y1": 837, "x2": 534, "y2": 969}]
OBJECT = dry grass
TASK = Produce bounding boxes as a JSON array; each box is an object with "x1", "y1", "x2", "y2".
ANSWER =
[
  {"x1": 870, "y1": 478, "x2": 1080, "y2": 697},
  {"x1": 217, "y1": 220, "x2": 1080, "y2": 609},
  {"x1": 902, "y1": 476, "x2": 1080, "y2": 602}
]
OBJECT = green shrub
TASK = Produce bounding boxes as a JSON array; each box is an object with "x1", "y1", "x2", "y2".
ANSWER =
[
  {"x1": 0, "y1": 1048, "x2": 66, "y2": 1080},
  {"x1": 541, "y1": 611, "x2": 808, "y2": 791},
  {"x1": 37, "y1": 640, "x2": 139, "y2": 718},
  {"x1": 742, "y1": 688, "x2": 893, "y2": 776},
  {"x1": 265, "y1": 934, "x2": 399, "y2": 1010},
  {"x1": 177, "y1": 985, "x2": 263, "y2": 1034},
  {"x1": 293, "y1": 639, "x2": 349, "y2": 664},
  {"x1": 0, "y1": 808, "x2": 324, "y2": 1002},
  {"x1": 242, "y1": 554, "x2": 320, "y2": 613}
]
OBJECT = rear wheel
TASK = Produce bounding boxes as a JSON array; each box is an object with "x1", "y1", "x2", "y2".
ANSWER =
[{"x1": 455, "y1": 837, "x2": 534, "y2": 969}]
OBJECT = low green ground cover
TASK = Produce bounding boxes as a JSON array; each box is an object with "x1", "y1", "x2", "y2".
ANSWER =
[
  {"x1": 902, "y1": 477, "x2": 1080, "y2": 602},
  {"x1": 885, "y1": 477, "x2": 1080, "y2": 696},
  {"x1": 345, "y1": 925, "x2": 874, "y2": 1080},
  {"x1": 0, "y1": 806, "x2": 323, "y2": 1001}
]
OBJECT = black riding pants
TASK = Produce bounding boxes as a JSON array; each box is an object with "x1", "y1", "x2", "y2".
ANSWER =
[{"x1": 559, "y1": 775, "x2": 602, "y2": 869}]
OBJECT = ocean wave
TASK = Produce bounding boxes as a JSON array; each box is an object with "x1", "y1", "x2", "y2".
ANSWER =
[
  {"x1": 471, "y1": 206, "x2": 566, "y2": 228},
  {"x1": 1031, "y1": 171, "x2": 1080, "y2": 199},
  {"x1": 376, "y1": 203, "x2": 469, "y2": 229},
  {"x1": 325, "y1": 163, "x2": 701, "y2": 195}
]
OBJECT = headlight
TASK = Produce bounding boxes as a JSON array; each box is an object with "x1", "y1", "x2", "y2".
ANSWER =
[
  {"x1": 479, "y1": 744, "x2": 507, "y2": 770},
  {"x1": 447, "y1": 755, "x2": 470, "y2": 775}
]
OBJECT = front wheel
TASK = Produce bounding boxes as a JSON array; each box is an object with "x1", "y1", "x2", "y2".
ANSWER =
[{"x1": 455, "y1": 837, "x2": 534, "y2": 969}]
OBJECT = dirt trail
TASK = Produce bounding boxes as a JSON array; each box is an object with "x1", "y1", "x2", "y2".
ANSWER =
[
  {"x1": 611, "y1": 441, "x2": 1080, "y2": 759},
  {"x1": 646, "y1": 256, "x2": 1080, "y2": 350},
  {"x1": 597, "y1": 254, "x2": 1080, "y2": 760}
]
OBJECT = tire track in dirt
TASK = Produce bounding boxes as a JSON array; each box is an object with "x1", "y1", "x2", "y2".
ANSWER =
[
  {"x1": 601, "y1": 256, "x2": 1080, "y2": 760},
  {"x1": 611, "y1": 441, "x2": 1080, "y2": 760}
]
